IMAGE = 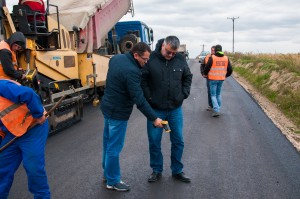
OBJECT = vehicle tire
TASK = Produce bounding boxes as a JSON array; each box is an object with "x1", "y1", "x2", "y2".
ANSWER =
[{"x1": 119, "y1": 34, "x2": 137, "y2": 53}]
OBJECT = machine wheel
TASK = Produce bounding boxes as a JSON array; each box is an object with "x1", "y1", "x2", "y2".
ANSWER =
[{"x1": 119, "y1": 34, "x2": 137, "y2": 53}]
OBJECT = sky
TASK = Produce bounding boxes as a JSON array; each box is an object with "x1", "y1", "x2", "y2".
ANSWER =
[
  {"x1": 6, "y1": 0, "x2": 300, "y2": 58},
  {"x1": 119, "y1": 0, "x2": 300, "y2": 58}
]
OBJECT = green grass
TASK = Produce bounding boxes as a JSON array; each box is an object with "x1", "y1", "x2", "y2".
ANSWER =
[{"x1": 231, "y1": 53, "x2": 300, "y2": 133}]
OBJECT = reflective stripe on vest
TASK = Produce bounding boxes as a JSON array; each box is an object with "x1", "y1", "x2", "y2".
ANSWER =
[
  {"x1": 208, "y1": 55, "x2": 228, "y2": 81},
  {"x1": 0, "y1": 80, "x2": 35, "y2": 137},
  {"x1": 0, "y1": 41, "x2": 18, "y2": 80}
]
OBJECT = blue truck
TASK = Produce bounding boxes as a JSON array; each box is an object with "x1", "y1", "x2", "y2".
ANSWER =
[{"x1": 106, "y1": 20, "x2": 154, "y2": 54}]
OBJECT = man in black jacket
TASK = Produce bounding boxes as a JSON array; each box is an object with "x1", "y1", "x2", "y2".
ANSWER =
[
  {"x1": 100, "y1": 42, "x2": 163, "y2": 192},
  {"x1": 141, "y1": 36, "x2": 193, "y2": 183}
]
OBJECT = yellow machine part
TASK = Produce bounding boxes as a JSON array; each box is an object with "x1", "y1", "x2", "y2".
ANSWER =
[
  {"x1": 33, "y1": 50, "x2": 79, "y2": 81},
  {"x1": 78, "y1": 53, "x2": 109, "y2": 87}
]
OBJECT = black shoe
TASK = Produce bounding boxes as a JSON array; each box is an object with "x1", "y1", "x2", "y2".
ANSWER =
[
  {"x1": 172, "y1": 172, "x2": 191, "y2": 183},
  {"x1": 148, "y1": 172, "x2": 162, "y2": 182}
]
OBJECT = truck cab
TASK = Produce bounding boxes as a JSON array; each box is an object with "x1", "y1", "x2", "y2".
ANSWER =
[{"x1": 106, "y1": 20, "x2": 153, "y2": 54}]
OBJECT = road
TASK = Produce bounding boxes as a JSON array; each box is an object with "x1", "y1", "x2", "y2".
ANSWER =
[{"x1": 9, "y1": 59, "x2": 300, "y2": 199}]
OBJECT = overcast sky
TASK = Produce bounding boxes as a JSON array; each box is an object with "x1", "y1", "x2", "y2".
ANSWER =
[
  {"x1": 6, "y1": 0, "x2": 300, "y2": 58},
  {"x1": 120, "y1": 0, "x2": 300, "y2": 58}
]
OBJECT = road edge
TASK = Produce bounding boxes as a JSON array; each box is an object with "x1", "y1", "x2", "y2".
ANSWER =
[{"x1": 232, "y1": 72, "x2": 300, "y2": 153}]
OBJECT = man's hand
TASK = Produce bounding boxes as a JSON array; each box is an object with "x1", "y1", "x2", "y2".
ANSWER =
[
  {"x1": 153, "y1": 118, "x2": 163, "y2": 128},
  {"x1": 36, "y1": 115, "x2": 47, "y2": 125}
]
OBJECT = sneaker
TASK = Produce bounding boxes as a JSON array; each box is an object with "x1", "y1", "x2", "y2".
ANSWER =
[
  {"x1": 206, "y1": 106, "x2": 212, "y2": 111},
  {"x1": 148, "y1": 172, "x2": 162, "y2": 183},
  {"x1": 172, "y1": 172, "x2": 191, "y2": 183},
  {"x1": 106, "y1": 181, "x2": 130, "y2": 191},
  {"x1": 212, "y1": 111, "x2": 220, "y2": 117}
]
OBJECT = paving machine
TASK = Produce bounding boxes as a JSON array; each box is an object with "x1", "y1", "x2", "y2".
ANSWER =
[{"x1": 0, "y1": 0, "x2": 134, "y2": 134}]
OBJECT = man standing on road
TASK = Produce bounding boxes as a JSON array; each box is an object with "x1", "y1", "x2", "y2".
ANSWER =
[
  {"x1": 200, "y1": 46, "x2": 215, "y2": 111},
  {"x1": 100, "y1": 42, "x2": 163, "y2": 192},
  {"x1": 0, "y1": 79, "x2": 50, "y2": 199},
  {"x1": 204, "y1": 44, "x2": 232, "y2": 117},
  {"x1": 141, "y1": 36, "x2": 193, "y2": 183}
]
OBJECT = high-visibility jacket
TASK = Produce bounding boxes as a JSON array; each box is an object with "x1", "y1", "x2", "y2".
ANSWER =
[
  {"x1": 0, "y1": 41, "x2": 18, "y2": 80},
  {"x1": 0, "y1": 80, "x2": 36, "y2": 138},
  {"x1": 208, "y1": 55, "x2": 228, "y2": 81}
]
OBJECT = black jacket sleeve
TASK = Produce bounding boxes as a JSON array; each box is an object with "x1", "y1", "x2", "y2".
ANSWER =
[
  {"x1": 182, "y1": 64, "x2": 193, "y2": 99},
  {"x1": 0, "y1": 50, "x2": 23, "y2": 79},
  {"x1": 141, "y1": 64, "x2": 152, "y2": 101},
  {"x1": 226, "y1": 59, "x2": 233, "y2": 77},
  {"x1": 203, "y1": 56, "x2": 213, "y2": 75}
]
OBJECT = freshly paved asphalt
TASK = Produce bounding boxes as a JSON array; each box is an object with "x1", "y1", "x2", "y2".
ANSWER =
[{"x1": 8, "y1": 59, "x2": 300, "y2": 199}]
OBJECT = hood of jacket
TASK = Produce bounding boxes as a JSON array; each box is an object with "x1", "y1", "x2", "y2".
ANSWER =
[{"x1": 7, "y1": 32, "x2": 26, "y2": 48}]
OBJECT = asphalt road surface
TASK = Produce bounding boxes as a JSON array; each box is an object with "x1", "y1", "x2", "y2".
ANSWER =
[{"x1": 9, "y1": 59, "x2": 300, "y2": 199}]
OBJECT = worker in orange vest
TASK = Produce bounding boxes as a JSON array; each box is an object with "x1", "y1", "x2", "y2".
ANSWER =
[
  {"x1": 0, "y1": 73, "x2": 50, "y2": 197},
  {"x1": 200, "y1": 46, "x2": 215, "y2": 111},
  {"x1": 203, "y1": 44, "x2": 232, "y2": 117},
  {"x1": 0, "y1": 32, "x2": 26, "y2": 81}
]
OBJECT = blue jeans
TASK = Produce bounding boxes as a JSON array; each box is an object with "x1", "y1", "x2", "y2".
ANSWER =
[
  {"x1": 102, "y1": 116, "x2": 127, "y2": 186},
  {"x1": 209, "y1": 80, "x2": 224, "y2": 113},
  {"x1": 0, "y1": 121, "x2": 50, "y2": 199},
  {"x1": 147, "y1": 106, "x2": 184, "y2": 174},
  {"x1": 206, "y1": 78, "x2": 212, "y2": 107}
]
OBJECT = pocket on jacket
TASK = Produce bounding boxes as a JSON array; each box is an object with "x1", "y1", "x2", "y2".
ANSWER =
[{"x1": 173, "y1": 68, "x2": 183, "y2": 80}]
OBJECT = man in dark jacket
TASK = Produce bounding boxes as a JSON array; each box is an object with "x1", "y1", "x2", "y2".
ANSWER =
[
  {"x1": 200, "y1": 46, "x2": 215, "y2": 111},
  {"x1": 141, "y1": 36, "x2": 193, "y2": 183},
  {"x1": 204, "y1": 44, "x2": 232, "y2": 117},
  {"x1": 100, "y1": 42, "x2": 163, "y2": 192},
  {"x1": 0, "y1": 32, "x2": 26, "y2": 81}
]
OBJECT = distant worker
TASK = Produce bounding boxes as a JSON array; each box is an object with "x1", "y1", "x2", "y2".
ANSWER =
[
  {"x1": 200, "y1": 46, "x2": 215, "y2": 111},
  {"x1": 0, "y1": 32, "x2": 26, "y2": 81},
  {"x1": 204, "y1": 44, "x2": 232, "y2": 117},
  {"x1": 141, "y1": 36, "x2": 193, "y2": 183},
  {"x1": 0, "y1": 79, "x2": 50, "y2": 199},
  {"x1": 100, "y1": 42, "x2": 163, "y2": 192},
  {"x1": 19, "y1": 0, "x2": 46, "y2": 22}
]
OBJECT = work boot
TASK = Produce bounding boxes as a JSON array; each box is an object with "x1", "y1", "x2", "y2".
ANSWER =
[
  {"x1": 172, "y1": 172, "x2": 191, "y2": 183},
  {"x1": 148, "y1": 172, "x2": 162, "y2": 182}
]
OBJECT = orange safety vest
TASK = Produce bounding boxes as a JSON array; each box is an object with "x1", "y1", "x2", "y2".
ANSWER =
[
  {"x1": 208, "y1": 55, "x2": 228, "y2": 81},
  {"x1": 0, "y1": 41, "x2": 18, "y2": 80},
  {"x1": 0, "y1": 80, "x2": 36, "y2": 138}
]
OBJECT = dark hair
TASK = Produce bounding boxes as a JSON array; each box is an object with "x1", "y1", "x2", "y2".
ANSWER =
[
  {"x1": 131, "y1": 42, "x2": 151, "y2": 55},
  {"x1": 215, "y1": 44, "x2": 222, "y2": 52},
  {"x1": 164, "y1": 36, "x2": 180, "y2": 50}
]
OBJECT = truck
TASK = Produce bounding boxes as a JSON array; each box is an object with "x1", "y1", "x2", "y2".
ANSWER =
[
  {"x1": 178, "y1": 44, "x2": 189, "y2": 61},
  {"x1": 103, "y1": 20, "x2": 154, "y2": 54},
  {"x1": 0, "y1": 0, "x2": 134, "y2": 134}
]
